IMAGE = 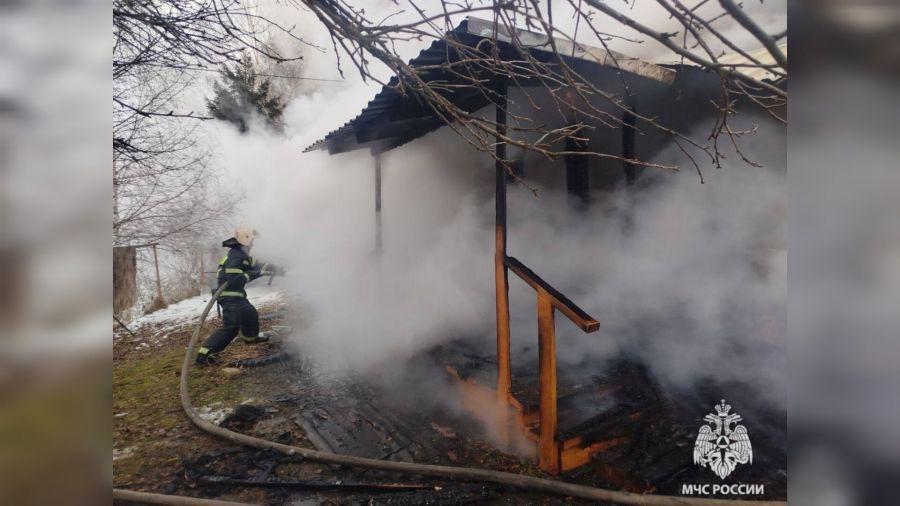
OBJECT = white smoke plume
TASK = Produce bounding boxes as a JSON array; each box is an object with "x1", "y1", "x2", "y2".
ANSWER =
[
  {"x1": 198, "y1": 1, "x2": 786, "y2": 413},
  {"x1": 504, "y1": 128, "x2": 785, "y2": 409},
  {"x1": 204, "y1": 106, "x2": 785, "y2": 409}
]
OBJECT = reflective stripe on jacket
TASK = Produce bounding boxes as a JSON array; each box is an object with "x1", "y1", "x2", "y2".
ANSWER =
[{"x1": 216, "y1": 237, "x2": 267, "y2": 297}]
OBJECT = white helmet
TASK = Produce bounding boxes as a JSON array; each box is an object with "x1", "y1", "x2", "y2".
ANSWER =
[{"x1": 234, "y1": 225, "x2": 257, "y2": 247}]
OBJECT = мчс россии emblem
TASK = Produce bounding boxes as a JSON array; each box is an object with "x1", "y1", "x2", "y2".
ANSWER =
[{"x1": 693, "y1": 399, "x2": 753, "y2": 479}]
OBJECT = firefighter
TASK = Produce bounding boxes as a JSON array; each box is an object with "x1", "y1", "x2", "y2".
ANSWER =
[{"x1": 196, "y1": 225, "x2": 283, "y2": 365}]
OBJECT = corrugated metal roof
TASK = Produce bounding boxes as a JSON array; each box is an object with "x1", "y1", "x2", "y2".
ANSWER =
[
  {"x1": 304, "y1": 17, "x2": 677, "y2": 155},
  {"x1": 716, "y1": 43, "x2": 787, "y2": 82}
]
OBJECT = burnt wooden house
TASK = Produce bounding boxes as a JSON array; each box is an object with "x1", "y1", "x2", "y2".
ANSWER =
[{"x1": 305, "y1": 17, "x2": 782, "y2": 476}]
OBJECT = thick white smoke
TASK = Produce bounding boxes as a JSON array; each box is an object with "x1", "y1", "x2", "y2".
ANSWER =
[
  {"x1": 504, "y1": 128, "x2": 785, "y2": 410},
  {"x1": 206, "y1": 123, "x2": 495, "y2": 366},
  {"x1": 204, "y1": 105, "x2": 785, "y2": 411},
  {"x1": 198, "y1": 0, "x2": 786, "y2": 412}
]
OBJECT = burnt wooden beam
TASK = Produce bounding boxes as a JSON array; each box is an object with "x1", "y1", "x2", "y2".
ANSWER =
[
  {"x1": 374, "y1": 153, "x2": 383, "y2": 252},
  {"x1": 494, "y1": 82, "x2": 512, "y2": 412},
  {"x1": 564, "y1": 133, "x2": 590, "y2": 211},
  {"x1": 623, "y1": 104, "x2": 637, "y2": 186},
  {"x1": 622, "y1": 103, "x2": 638, "y2": 233}
]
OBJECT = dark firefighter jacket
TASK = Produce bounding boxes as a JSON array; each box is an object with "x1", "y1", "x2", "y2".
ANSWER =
[{"x1": 216, "y1": 237, "x2": 273, "y2": 299}]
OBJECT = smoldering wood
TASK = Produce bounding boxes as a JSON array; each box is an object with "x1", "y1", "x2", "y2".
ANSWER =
[
  {"x1": 432, "y1": 340, "x2": 765, "y2": 480},
  {"x1": 179, "y1": 289, "x2": 787, "y2": 500},
  {"x1": 225, "y1": 352, "x2": 292, "y2": 369}
]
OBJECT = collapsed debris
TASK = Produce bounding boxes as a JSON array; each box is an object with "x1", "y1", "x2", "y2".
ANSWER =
[{"x1": 224, "y1": 352, "x2": 291, "y2": 369}]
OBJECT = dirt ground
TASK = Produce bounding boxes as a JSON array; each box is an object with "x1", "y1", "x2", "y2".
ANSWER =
[{"x1": 113, "y1": 296, "x2": 786, "y2": 505}]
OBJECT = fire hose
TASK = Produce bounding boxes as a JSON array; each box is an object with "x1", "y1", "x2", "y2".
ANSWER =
[{"x1": 117, "y1": 283, "x2": 788, "y2": 506}]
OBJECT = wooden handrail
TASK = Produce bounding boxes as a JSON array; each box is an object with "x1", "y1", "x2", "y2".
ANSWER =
[
  {"x1": 505, "y1": 256, "x2": 600, "y2": 333},
  {"x1": 503, "y1": 255, "x2": 601, "y2": 474}
]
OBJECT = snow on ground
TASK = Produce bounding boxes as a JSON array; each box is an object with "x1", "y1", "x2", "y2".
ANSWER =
[
  {"x1": 116, "y1": 285, "x2": 284, "y2": 346},
  {"x1": 113, "y1": 446, "x2": 138, "y2": 461},
  {"x1": 196, "y1": 402, "x2": 231, "y2": 426}
]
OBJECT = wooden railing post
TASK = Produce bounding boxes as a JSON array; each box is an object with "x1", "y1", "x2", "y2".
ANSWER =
[
  {"x1": 537, "y1": 291, "x2": 560, "y2": 474},
  {"x1": 502, "y1": 256, "x2": 598, "y2": 474}
]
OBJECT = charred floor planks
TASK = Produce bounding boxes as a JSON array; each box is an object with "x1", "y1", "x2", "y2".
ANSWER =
[{"x1": 429, "y1": 337, "x2": 787, "y2": 498}]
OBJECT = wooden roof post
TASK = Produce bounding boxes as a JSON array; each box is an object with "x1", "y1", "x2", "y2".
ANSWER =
[
  {"x1": 564, "y1": 134, "x2": 590, "y2": 211},
  {"x1": 623, "y1": 102, "x2": 637, "y2": 187},
  {"x1": 495, "y1": 82, "x2": 512, "y2": 426},
  {"x1": 374, "y1": 152, "x2": 383, "y2": 253},
  {"x1": 562, "y1": 87, "x2": 590, "y2": 211},
  {"x1": 622, "y1": 102, "x2": 637, "y2": 233}
]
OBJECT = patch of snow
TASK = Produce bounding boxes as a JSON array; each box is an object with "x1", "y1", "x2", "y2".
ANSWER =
[
  {"x1": 197, "y1": 402, "x2": 231, "y2": 426},
  {"x1": 239, "y1": 397, "x2": 267, "y2": 407},
  {"x1": 113, "y1": 446, "x2": 137, "y2": 461},
  {"x1": 125, "y1": 285, "x2": 284, "y2": 334}
]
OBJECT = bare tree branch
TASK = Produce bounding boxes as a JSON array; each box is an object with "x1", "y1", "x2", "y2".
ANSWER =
[
  {"x1": 718, "y1": 0, "x2": 788, "y2": 69},
  {"x1": 299, "y1": 0, "x2": 785, "y2": 182}
]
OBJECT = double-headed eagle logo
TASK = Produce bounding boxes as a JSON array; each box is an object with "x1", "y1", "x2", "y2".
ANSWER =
[{"x1": 693, "y1": 399, "x2": 753, "y2": 479}]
